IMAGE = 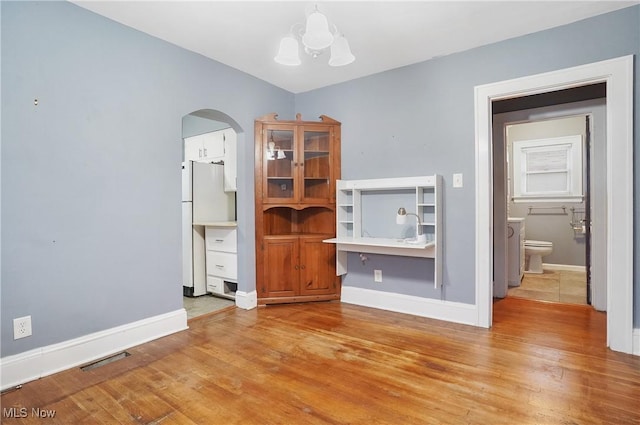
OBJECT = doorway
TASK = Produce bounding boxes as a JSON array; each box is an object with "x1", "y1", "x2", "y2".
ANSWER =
[
  {"x1": 181, "y1": 109, "x2": 241, "y2": 320},
  {"x1": 474, "y1": 56, "x2": 634, "y2": 354},
  {"x1": 494, "y1": 109, "x2": 603, "y2": 308}
]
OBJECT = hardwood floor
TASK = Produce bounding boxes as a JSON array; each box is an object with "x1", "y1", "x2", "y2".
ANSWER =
[{"x1": 2, "y1": 298, "x2": 639, "y2": 424}]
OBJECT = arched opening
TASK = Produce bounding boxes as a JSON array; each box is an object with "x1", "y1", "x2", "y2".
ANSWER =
[{"x1": 181, "y1": 109, "x2": 243, "y2": 319}]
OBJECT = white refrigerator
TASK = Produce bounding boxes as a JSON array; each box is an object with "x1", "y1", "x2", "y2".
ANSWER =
[{"x1": 182, "y1": 161, "x2": 235, "y2": 297}]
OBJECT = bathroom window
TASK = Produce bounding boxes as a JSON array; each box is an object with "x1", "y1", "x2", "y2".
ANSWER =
[{"x1": 512, "y1": 135, "x2": 583, "y2": 203}]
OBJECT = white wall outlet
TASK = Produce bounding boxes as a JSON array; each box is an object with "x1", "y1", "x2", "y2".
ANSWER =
[
  {"x1": 374, "y1": 269, "x2": 382, "y2": 282},
  {"x1": 13, "y1": 315, "x2": 32, "y2": 340},
  {"x1": 453, "y1": 173, "x2": 463, "y2": 188}
]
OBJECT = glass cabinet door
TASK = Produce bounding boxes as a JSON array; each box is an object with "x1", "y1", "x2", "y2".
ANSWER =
[
  {"x1": 302, "y1": 127, "x2": 332, "y2": 201},
  {"x1": 264, "y1": 128, "x2": 295, "y2": 200}
]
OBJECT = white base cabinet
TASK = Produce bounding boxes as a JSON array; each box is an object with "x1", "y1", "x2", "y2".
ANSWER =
[{"x1": 205, "y1": 224, "x2": 238, "y2": 299}]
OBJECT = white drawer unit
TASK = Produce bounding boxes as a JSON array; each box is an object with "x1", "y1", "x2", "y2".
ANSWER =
[
  {"x1": 205, "y1": 227, "x2": 237, "y2": 253},
  {"x1": 205, "y1": 251, "x2": 237, "y2": 280},
  {"x1": 205, "y1": 224, "x2": 237, "y2": 299}
]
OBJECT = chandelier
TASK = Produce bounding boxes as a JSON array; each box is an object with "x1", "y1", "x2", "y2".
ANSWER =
[{"x1": 274, "y1": 5, "x2": 355, "y2": 67}]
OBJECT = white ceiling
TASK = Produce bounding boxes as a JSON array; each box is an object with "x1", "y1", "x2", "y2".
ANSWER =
[{"x1": 70, "y1": 1, "x2": 637, "y2": 93}]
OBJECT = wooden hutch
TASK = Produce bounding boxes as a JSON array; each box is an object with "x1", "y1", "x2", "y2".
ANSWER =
[{"x1": 254, "y1": 113, "x2": 341, "y2": 305}]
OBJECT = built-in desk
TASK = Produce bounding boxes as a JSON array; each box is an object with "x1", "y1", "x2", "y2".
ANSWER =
[
  {"x1": 323, "y1": 175, "x2": 442, "y2": 288},
  {"x1": 323, "y1": 237, "x2": 435, "y2": 257}
]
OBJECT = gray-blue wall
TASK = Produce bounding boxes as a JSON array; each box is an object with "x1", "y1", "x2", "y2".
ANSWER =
[
  {"x1": 0, "y1": 1, "x2": 293, "y2": 357},
  {"x1": 182, "y1": 115, "x2": 230, "y2": 139},
  {"x1": 295, "y1": 6, "x2": 640, "y2": 317},
  {"x1": 2, "y1": 2, "x2": 639, "y2": 360}
]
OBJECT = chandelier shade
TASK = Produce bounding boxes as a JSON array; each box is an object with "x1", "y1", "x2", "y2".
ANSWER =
[
  {"x1": 302, "y1": 10, "x2": 334, "y2": 51},
  {"x1": 274, "y1": 6, "x2": 355, "y2": 67},
  {"x1": 274, "y1": 35, "x2": 301, "y2": 66},
  {"x1": 328, "y1": 34, "x2": 355, "y2": 67}
]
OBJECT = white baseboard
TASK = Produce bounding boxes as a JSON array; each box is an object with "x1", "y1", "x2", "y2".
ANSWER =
[
  {"x1": 542, "y1": 263, "x2": 586, "y2": 272},
  {"x1": 235, "y1": 290, "x2": 257, "y2": 310},
  {"x1": 0, "y1": 308, "x2": 188, "y2": 391},
  {"x1": 634, "y1": 328, "x2": 640, "y2": 356},
  {"x1": 341, "y1": 286, "x2": 477, "y2": 326}
]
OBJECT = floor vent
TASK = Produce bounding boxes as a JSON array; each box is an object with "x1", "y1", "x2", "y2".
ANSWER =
[{"x1": 81, "y1": 351, "x2": 130, "y2": 371}]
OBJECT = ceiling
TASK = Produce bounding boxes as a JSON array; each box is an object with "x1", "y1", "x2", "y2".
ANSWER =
[{"x1": 70, "y1": 1, "x2": 637, "y2": 94}]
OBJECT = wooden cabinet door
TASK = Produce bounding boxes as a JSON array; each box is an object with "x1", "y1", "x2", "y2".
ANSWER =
[
  {"x1": 299, "y1": 125, "x2": 335, "y2": 204},
  {"x1": 261, "y1": 237, "x2": 299, "y2": 298},
  {"x1": 298, "y1": 236, "x2": 337, "y2": 296},
  {"x1": 261, "y1": 126, "x2": 297, "y2": 203}
]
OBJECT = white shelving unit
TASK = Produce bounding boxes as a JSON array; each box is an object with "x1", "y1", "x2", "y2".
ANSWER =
[{"x1": 324, "y1": 175, "x2": 442, "y2": 288}]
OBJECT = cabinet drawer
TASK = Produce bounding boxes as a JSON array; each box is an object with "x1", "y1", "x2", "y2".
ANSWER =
[
  {"x1": 206, "y1": 251, "x2": 237, "y2": 279},
  {"x1": 207, "y1": 276, "x2": 223, "y2": 294},
  {"x1": 205, "y1": 227, "x2": 237, "y2": 253}
]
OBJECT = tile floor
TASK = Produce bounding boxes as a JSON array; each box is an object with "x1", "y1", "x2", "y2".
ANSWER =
[
  {"x1": 507, "y1": 269, "x2": 587, "y2": 305},
  {"x1": 183, "y1": 294, "x2": 235, "y2": 320}
]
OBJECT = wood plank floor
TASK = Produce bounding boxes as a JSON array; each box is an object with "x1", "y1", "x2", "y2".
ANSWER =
[{"x1": 2, "y1": 298, "x2": 639, "y2": 424}]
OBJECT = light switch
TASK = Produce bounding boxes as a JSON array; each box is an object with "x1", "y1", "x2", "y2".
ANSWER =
[{"x1": 453, "y1": 173, "x2": 463, "y2": 188}]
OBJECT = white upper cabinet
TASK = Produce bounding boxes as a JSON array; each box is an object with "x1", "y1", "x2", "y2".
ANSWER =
[
  {"x1": 222, "y1": 131, "x2": 237, "y2": 192},
  {"x1": 184, "y1": 131, "x2": 225, "y2": 162},
  {"x1": 201, "y1": 131, "x2": 225, "y2": 161},
  {"x1": 184, "y1": 129, "x2": 237, "y2": 192},
  {"x1": 184, "y1": 133, "x2": 205, "y2": 162}
]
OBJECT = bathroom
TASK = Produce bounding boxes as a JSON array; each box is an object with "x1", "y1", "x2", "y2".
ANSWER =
[{"x1": 504, "y1": 114, "x2": 591, "y2": 305}]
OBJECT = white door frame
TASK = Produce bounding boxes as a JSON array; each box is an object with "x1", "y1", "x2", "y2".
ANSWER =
[{"x1": 474, "y1": 55, "x2": 634, "y2": 354}]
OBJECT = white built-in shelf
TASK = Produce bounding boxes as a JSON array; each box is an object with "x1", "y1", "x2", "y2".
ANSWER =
[
  {"x1": 323, "y1": 237, "x2": 435, "y2": 256},
  {"x1": 323, "y1": 175, "x2": 442, "y2": 288},
  {"x1": 193, "y1": 221, "x2": 237, "y2": 227}
]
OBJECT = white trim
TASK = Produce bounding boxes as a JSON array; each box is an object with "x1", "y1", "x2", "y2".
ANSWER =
[
  {"x1": 234, "y1": 290, "x2": 257, "y2": 310},
  {"x1": 541, "y1": 263, "x2": 586, "y2": 273},
  {"x1": 634, "y1": 328, "x2": 640, "y2": 356},
  {"x1": 474, "y1": 56, "x2": 634, "y2": 353},
  {"x1": 0, "y1": 309, "x2": 188, "y2": 391},
  {"x1": 341, "y1": 286, "x2": 477, "y2": 326}
]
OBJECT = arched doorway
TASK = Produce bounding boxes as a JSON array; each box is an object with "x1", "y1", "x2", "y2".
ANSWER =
[{"x1": 181, "y1": 109, "x2": 243, "y2": 319}]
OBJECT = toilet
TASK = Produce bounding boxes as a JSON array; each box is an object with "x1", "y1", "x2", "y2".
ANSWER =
[{"x1": 524, "y1": 240, "x2": 553, "y2": 274}]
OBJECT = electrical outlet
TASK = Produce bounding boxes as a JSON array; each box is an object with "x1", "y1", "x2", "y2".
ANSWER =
[
  {"x1": 13, "y1": 316, "x2": 32, "y2": 340},
  {"x1": 374, "y1": 269, "x2": 382, "y2": 283}
]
